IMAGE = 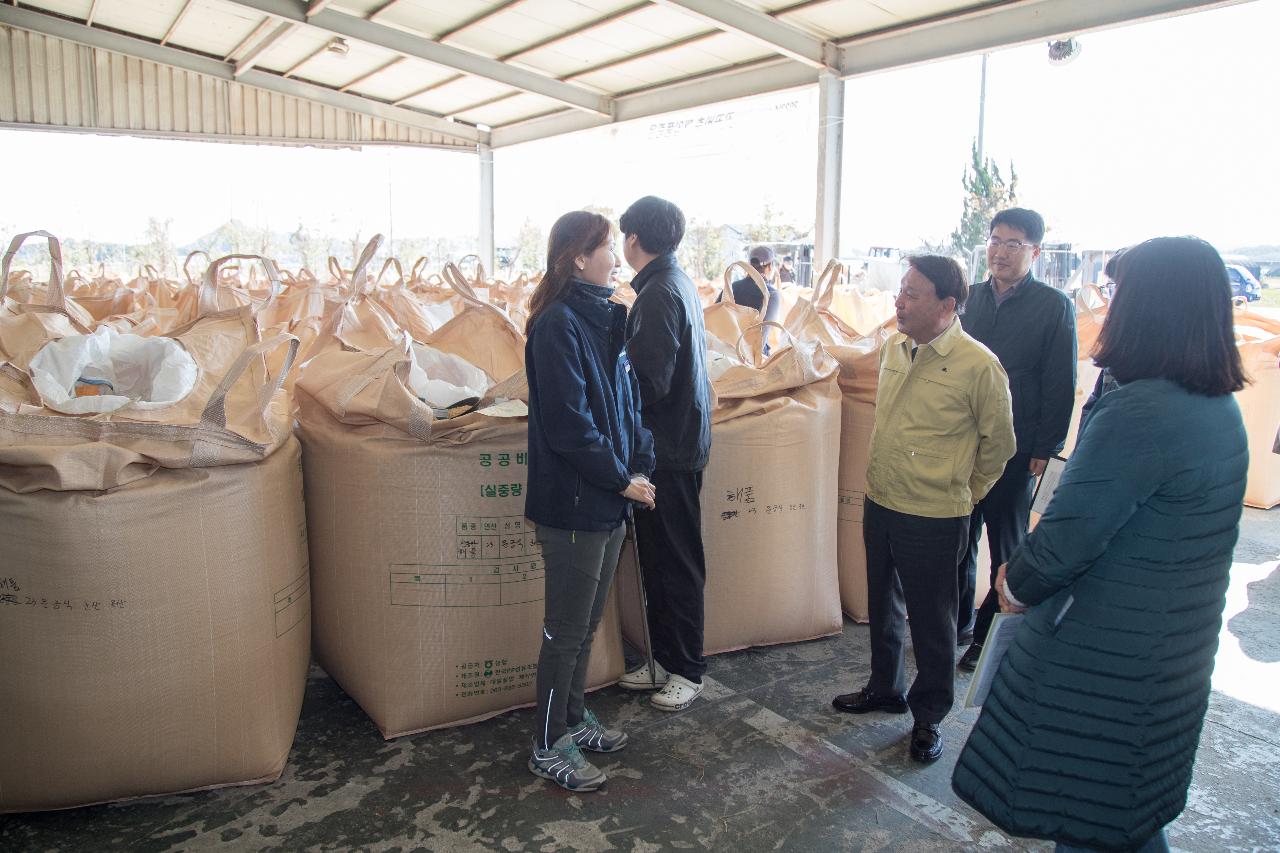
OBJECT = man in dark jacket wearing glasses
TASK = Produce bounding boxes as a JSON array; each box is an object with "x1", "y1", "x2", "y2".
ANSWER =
[{"x1": 957, "y1": 208, "x2": 1077, "y2": 671}]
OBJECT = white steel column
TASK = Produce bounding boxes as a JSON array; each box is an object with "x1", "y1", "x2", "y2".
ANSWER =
[
  {"x1": 814, "y1": 71, "x2": 844, "y2": 272},
  {"x1": 478, "y1": 143, "x2": 496, "y2": 277}
]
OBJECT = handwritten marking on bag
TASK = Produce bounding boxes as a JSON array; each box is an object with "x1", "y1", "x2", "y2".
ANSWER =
[
  {"x1": 4, "y1": 595, "x2": 124, "y2": 612},
  {"x1": 837, "y1": 489, "x2": 866, "y2": 523},
  {"x1": 455, "y1": 515, "x2": 541, "y2": 561},
  {"x1": 389, "y1": 558, "x2": 546, "y2": 608}
]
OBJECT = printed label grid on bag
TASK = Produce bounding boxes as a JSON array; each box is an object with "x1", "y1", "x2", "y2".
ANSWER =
[
  {"x1": 273, "y1": 569, "x2": 310, "y2": 638},
  {"x1": 388, "y1": 558, "x2": 546, "y2": 608}
]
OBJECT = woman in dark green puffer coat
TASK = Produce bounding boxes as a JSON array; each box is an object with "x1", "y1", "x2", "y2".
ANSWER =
[{"x1": 952, "y1": 237, "x2": 1250, "y2": 853}]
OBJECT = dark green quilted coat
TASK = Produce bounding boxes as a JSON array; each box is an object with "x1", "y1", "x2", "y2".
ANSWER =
[{"x1": 952, "y1": 378, "x2": 1247, "y2": 851}]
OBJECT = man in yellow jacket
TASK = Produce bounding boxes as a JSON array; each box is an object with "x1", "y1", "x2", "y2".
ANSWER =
[{"x1": 831, "y1": 254, "x2": 1015, "y2": 764}]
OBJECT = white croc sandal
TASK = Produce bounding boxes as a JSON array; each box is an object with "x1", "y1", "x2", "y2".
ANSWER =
[{"x1": 650, "y1": 674, "x2": 703, "y2": 712}]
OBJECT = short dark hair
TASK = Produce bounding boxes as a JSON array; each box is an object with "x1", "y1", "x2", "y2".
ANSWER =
[
  {"x1": 1093, "y1": 236, "x2": 1246, "y2": 397},
  {"x1": 907, "y1": 254, "x2": 968, "y2": 310},
  {"x1": 619, "y1": 196, "x2": 685, "y2": 255},
  {"x1": 991, "y1": 208, "x2": 1045, "y2": 244},
  {"x1": 1103, "y1": 247, "x2": 1128, "y2": 282}
]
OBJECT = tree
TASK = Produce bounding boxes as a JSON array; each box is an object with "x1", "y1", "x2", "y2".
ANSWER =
[
  {"x1": 679, "y1": 220, "x2": 726, "y2": 281},
  {"x1": 950, "y1": 141, "x2": 1019, "y2": 277},
  {"x1": 742, "y1": 203, "x2": 809, "y2": 244},
  {"x1": 140, "y1": 217, "x2": 176, "y2": 278},
  {"x1": 289, "y1": 223, "x2": 329, "y2": 273},
  {"x1": 514, "y1": 218, "x2": 546, "y2": 274}
]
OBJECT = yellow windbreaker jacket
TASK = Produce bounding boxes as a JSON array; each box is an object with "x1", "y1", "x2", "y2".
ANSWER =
[{"x1": 866, "y1": 317, "x2": 1016, "y2": 519}]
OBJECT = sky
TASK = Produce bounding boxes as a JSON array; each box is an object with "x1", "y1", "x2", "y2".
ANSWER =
[{"x1": 1, "y1": 0, "x2": 1277, "y2": 260}]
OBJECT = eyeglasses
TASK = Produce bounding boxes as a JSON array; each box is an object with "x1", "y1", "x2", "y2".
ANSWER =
[{"x1": 988, "y1": 237, "x2": 1037, "y2": 252}]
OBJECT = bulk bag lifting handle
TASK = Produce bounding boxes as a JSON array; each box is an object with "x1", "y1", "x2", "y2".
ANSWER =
[
  {"x1": 338, "y1": 234, "x2": 386, "y2": 304},
  {"x1": 455, "y1": 254, "x2": 487, "y2": 287},
  {"x1": 375, "y1": 257, "x2": 405, "y2": 289},
  {"x1": 736, "y1": 321, "x2": 793, "y2": 368},
  {"x1": 721, "y1": 260, "x2": 771, "y2": 318},
  {"x1": 1, "y1": 230, "x2": 68, "y2": 309},
  {"x1": 183, "y1": 250, "x2": 211, "y2": 287},
  {"x1": 810, "y1": 259, "x2": 845, "y2": 312},
  {"x1": 198, "y1": 254, "x2": 282, "y2": 319},
  {"x1": 442, "y1": 262, "x2": 488, "y2": 309},
  {"x1": 198, "y1": 333, "x2": 300, "y2": 430}
]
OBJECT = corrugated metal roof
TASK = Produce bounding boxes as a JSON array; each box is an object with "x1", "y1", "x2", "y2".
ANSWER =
[
  {"x1": 0, "y1": 22, "x2": 477, "y2": 147},
  {"x1": 0, "y1": 0, "x2": 1250, "y2": 149}
]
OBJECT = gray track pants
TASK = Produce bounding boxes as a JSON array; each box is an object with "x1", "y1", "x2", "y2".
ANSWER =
[{"x1": 533, "y1": 522, "x2": 625, "y2": 750}]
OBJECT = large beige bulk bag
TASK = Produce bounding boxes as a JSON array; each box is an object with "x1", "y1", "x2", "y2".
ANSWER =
[
  {"x1": 294, "y1": 343, "x2": 624, "y2": 738},
  {"x1": 298, "y1": 237, "x2": 403, "y2": 364},
  {"x1": 427, "y1": 264, "x2": 526, "y2": 384},
  {"x1": 2, "y1": 233, "x2": 93, "y2": 373},
  {"x1": 370, "y1": 258, "x2": 445, "y2": 342},
  {"x1": 620, "y1": 320, "x2": 843, "y2": 654},
  {"x1": 0, "y1": 314, "x2": 309, "y2": 813},
  {"x1": 2, "y1": 233, "x2": 96, "y2": 338},
  {"x1": 1233, "y1": 307, "x2": 1280, "y2": 508},
  {"x1": 784, "y1": 262, "x2": 892, "y2": 622}
]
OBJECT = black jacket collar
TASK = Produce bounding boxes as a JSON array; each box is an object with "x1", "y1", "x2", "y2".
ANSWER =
[{"x1": 629, "y1": 253, "x2": 678, "y2": 296}]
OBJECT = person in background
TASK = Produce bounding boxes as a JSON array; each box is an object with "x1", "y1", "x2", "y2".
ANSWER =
[
  {"x1": 952, "y1": 236, "x2": 1249, "y2": 853},
  {"x1": 715, "y1": 245, "x2": 781, "y2": 354},
  {"x1": 957, "y1": 208, "x2": 1077, "y2": 672},
  {"x1": 616, "y1": 196, "x2": 714, "y2": 712},
  {"x1": 831, "y1": 255, "x2": 1015, "y2": 764},
  {"x1": 779, "y1": 254, "x2": 796, "y2": 284},
  {"x1": 1077, "y1": 249, "x2": 1127, "y2": 435},
  {"x1": 524, "y1": 210, "x2": 656, "y2": 792}
]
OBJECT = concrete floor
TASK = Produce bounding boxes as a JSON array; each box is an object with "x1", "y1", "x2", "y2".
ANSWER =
[{"x1": 4, "y1": 511, "x2": 1279, "y2": 852}]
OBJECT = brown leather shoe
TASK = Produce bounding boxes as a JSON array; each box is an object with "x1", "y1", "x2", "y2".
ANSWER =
[
  {"x1": 909, "y1": 722, "x2": 943, "y2": 763},
  {"x1": 831, "y1": 688, "x2": 908, "y2": 714}
]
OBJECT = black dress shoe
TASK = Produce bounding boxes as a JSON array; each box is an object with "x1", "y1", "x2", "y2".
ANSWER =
[
  {"x1": 832, "y1": 688, "x2": 908, "y2": 714},
  {"x1": 909, "y1": 722, "x2": 943, "y2": 763},
  {"x1": 957, "y1": 643, "x2": 983, "y2": 673}
]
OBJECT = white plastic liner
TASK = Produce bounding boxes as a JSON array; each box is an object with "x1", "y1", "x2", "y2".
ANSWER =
[{"x1": 29, "y1": 327, "x2": 199, "y2": 415}]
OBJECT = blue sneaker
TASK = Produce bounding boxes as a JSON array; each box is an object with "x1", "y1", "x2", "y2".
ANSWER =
[
  {"x1": 528, "y1": 734, "x2": 606, "y2": 792},
  {"x1": 567, "y1": 709, "x2": 628, "y2": 753}
]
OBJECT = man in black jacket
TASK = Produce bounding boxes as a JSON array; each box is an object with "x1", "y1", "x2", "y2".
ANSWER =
[
  {"x1": 957, "y1": 208, "x2": 1077, "y2": 671},
  {"x1": 616, "y1": 196, "x2": 714, "y2": 712}
]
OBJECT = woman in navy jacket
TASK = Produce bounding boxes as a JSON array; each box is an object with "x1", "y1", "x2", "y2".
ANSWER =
[{"x1": 524, "y1": 210, "x2": 656, "y2": 792}]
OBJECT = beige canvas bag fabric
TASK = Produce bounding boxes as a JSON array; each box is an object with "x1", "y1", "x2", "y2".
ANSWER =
[
  {"x1": 619, "y1": 318, "x2": 843, "y2": 654},
  {"x1": 294, "y1": 343, "x2": 622, "y2": 738},
  {"x1": 426, "y1": 263, "x2": 526, "y2": 384},
  {"x1": 0, "y1": 314, "x2": 309, "y2": 812},
  {"x1": 298, "y1": 236, "x2": 403, "y2": 365},
  {"x1": 371, "y1": 258, "x2": 445, "y2": 343},
  {"x1": 782, "y1": 261, "x2": 892, "y2": 622},
  {"x1": 1, "y1": 232, "x2": 93, "y2": 374}
]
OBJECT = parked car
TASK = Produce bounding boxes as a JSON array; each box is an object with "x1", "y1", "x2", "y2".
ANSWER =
[{"x1": 1227, "y1": 264, "x2": 1262, "y2": 302}]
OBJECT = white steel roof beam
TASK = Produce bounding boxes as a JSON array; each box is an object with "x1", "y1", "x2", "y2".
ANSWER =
[
  {"x1": 490, "y1": 56, "x2": 816, "y2": 147},
  {"x1": 650, "y1": 0, "x2": 836, "y2": 70},
  {"x1": 837, "y1": 0, "x2": 1245, "y2": 77},
  {"x1": 0, "y1": 4, "x2": 488, "y2": 144},
  {"x1": 282, "y1": 39, "x2": 328, "y2": 76},
  {"x1": 224, "y1": 16, "x2": 273, "y2": 61},
  {"x1": 161, "y1": 0, "x2": 196, "y2": 44},
  {"x1": 339, "y1": 56, "x2": 402, "y2": 92},
  {"x1": 235, "y1": 20, "x2": 296, "y2": 76},
  {"x1": 85, "y1": 0, "x2": 100, "y2": 26},
  {"x1": 217, "y1": 0, "x2": 613, "y2": 116}
]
